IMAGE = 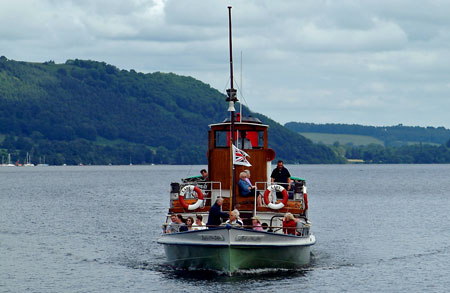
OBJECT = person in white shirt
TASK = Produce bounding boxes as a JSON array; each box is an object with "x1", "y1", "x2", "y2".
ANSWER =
[
  {"x1": 238, "y1": 131, "x2": 252, "y2": 149},
  {"x1": 192, "y1": 215, "x2": 207, "y2": 230},
  {"x1": 225, "y1": 210, "x2": 243, "y2": 227}
]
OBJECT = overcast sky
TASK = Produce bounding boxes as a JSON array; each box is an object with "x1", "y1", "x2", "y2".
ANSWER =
[{"x1": 1, "y1": 0, "x2": 450, "y2": 128}]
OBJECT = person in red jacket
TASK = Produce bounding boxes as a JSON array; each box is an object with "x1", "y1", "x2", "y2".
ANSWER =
[{"x1": 282, "y1": 212, "x2": 296, "y2": 235}]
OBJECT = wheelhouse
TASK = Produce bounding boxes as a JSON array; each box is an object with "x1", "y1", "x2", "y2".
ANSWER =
[{"x1": 169, "y1": 115, "x2": 308, "y2": 223}]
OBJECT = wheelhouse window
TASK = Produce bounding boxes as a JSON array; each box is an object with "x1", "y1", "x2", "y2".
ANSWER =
[
  {"x1": 214, "y1": 130, "x2": 264, "y2": 148},
  {"x1": 215, "y1": 131, "x2": 228, "y2": 148}
]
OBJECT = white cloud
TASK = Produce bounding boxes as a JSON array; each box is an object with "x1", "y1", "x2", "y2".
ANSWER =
[{"x1": 1, "y1": 0, "x2": 450, "y2": 128}]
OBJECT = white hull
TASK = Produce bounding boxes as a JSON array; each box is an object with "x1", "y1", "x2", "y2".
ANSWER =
[{"x1": 158, "y1": 226, "x2": 315, "y2": 273}]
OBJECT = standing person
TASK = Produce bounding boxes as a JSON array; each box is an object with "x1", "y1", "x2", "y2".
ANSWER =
[
  {"x1": 270, "y1": 160, "x2": 292, "y2": 191},
  {"x1": 200, "y1": 169, "x2": 209, "y2": 181},
  {"x1": 206, "y1": 198, "x2": 229, "y2": 228},
  {"x1": 238, "y1": 131, "x2": 252, "y2": 149},
  {"x1": 199, "y1": 169, "x2": 211, "y2": 196}
]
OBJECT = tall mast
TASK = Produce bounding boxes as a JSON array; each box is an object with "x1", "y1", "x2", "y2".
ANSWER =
[
  {"x1": 240, "y1": 51, "x2": 243, "y2": 120},
  {"x1": 226, "y1": 6, "x2": 238, "y2": 209}
]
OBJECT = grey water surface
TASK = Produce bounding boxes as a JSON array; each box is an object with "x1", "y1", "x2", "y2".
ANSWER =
[{"x1": 1, "y1": 164, "x2": 449, "y2": 292}]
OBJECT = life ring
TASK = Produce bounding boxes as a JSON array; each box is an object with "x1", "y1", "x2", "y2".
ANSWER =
[
  {"x1": 263, "y1": 184, "x2": 288, "y2": 210},
  {"x1": 179, "y1": 185, "x2": 204, "y2": 210}
]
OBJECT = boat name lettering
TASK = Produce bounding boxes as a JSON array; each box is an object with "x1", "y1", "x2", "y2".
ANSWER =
[
  {"x1": 200, "y1": 234, "x2": 224, "y2": 241},
  {"x1": 235, "y1": 235, "x2": 263, "y2": 242},
  {"x1": 274, "y1": 185, "x2": 284, "y2": 192}
]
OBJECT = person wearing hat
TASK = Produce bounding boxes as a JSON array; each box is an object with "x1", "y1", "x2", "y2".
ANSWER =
[{"x1": 252, "y1": 216, "x2": 263, "y2": 231}]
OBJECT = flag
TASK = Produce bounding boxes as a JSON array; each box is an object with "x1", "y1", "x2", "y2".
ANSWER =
[{"x1": 232, "y1": 144, "x2": 251, "y2": 166}]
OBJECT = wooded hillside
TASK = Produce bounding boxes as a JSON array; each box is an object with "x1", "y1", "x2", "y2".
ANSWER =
[
  {"x1": 285, "y1": 121, "x2": 450, "y2": 163},
  {"x1": 0, "y1": 57, "x2": 342, "y2": 165},
  {"x1": 285, "y1": 122, "x2": 450, "y2": 146}
]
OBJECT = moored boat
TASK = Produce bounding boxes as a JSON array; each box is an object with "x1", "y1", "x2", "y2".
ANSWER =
[
  {"x1": 157, "y1": 7, "x2": 315, "y2": 274},
  {"x1": 1, "y1": 153, "x2": 16, "y2": 167},
  {"x1": 23, "y1": 152, "x2": 35, "y2": 167}
]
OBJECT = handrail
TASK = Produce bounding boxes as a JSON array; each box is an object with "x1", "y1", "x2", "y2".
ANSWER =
[
  {"x1": 161, "y1": 221, "x2": 311, "y2": 231},
  {"x1": 161, "y1": 223, "x2": 310, "y2": 237},
  {"x1": 254, "y1": 181, "x2": 304, "y2": 204},
  {"x1": 179, "y1": 181, "x2": 222, "y2": 202}
]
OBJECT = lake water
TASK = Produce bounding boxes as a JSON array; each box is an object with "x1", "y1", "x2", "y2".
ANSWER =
[{"x1": 1, "y1": 164, "x2": 450, "y2": 292}]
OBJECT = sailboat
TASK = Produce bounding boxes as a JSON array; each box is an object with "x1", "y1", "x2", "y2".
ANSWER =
[
  {"x1": 157, "y1": 7, "x2": 315, "y2": 274},
  {"x1": 23, "y1": 152, "x2": 35, "y2": 167},
  {"x1": 37, "y1": 156, "x2": 49, "y2": 166},
  {"x1": 2, "y1": 153, "x2": 16, "y2": 167}
]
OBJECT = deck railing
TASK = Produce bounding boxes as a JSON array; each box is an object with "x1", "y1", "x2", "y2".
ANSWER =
[
  {"x1": 253, "y1": 181, "x2": 305, "y2": 212},
  {"x1": 171, "y1": 181, "x2": 222, "y2": 208},
  {"x1": 161, "y1": 222, "x2": 310, "y2": 237}
]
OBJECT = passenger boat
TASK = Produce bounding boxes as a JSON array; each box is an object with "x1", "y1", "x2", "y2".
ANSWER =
[{"x1": 157, "y1": 7, "x2": 315, "y2": 274}]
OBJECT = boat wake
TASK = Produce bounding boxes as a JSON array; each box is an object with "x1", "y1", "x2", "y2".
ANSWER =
[
  {"x1": 160, "y1": 267, "x2": 310, "y2": 280},
  {"x1": 387, "y1": 245, "x2": 450, "y2": 262},
  {"x1": 306, "y1": 245, "x2": 450, "y2": 273},
  {"x1": 124, "y1": 256, "x2": 314, "y2": 279}
]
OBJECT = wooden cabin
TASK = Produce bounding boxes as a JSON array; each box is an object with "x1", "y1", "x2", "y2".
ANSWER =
[{"x1": 169, "y1": 116, "x2": 307, "y2": 218}]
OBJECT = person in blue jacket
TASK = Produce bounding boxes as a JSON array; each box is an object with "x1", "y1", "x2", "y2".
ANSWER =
[
  {"x1": 238, "y1": 172, "x2": 262, "y2": 207},
  {"x1": 206, "y1": 198, "x2": 229, "y2": 228}
]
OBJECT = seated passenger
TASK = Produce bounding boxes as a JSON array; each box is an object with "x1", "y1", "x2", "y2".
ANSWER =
[
  {"x1": 225, "y1": 210, "x2": 243, "y2": 227},
  {"x1": 176, "y1": 214, "x2": 188, "y2": 232},
  {"x1": 165, "y1": 214, "x2": 178, "y2": 233},
  {"x1": 186, "y1": 216, "x2": 194, "y2": 231},
  {"x1": 206, "y1": 198, "x2": 229, "y2": 228},
  {"x1": 282, "y1": 212, "x2": 296, "y2": 235},
  {"x1": 295, "y1": 215, "x2": 309, "y2": 236},
  {"x1": 166, "y1": 214, "x2": 188, "y2": 233},
  {"x1": 252, "y1": 216, "x2": 263, "y2": 231},
  {"x1": 238, "y1": 172, "x2": 262, "y2": 207},
  {"x1": 192, "y1": 215, "x2": 207, "y2": 230},
  {"x1": 244, "y1": 169, "x2": 252, "y2": 185}
]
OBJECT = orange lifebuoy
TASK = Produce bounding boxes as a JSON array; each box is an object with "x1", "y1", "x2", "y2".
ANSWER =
[
  {"x1": 178, "y1": 185, "x2": 204, "y2": 210},
  {"x1": 263, "y1": 185, "x2": 288, "y2": 210}
]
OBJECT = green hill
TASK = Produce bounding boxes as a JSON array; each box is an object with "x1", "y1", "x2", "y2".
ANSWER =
[
  {"x1": 283, "y1": 122, "x2": 450, "y2": 163},
  {"x1": 285, "y1": 122, "x2": 450, "y2": 146},
  {"x1": 0, "y1": 57, "x2": 342, "y2": 165},
  {"x1": 299, "y1": 132, "x2": 384, "y2": 146}
]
